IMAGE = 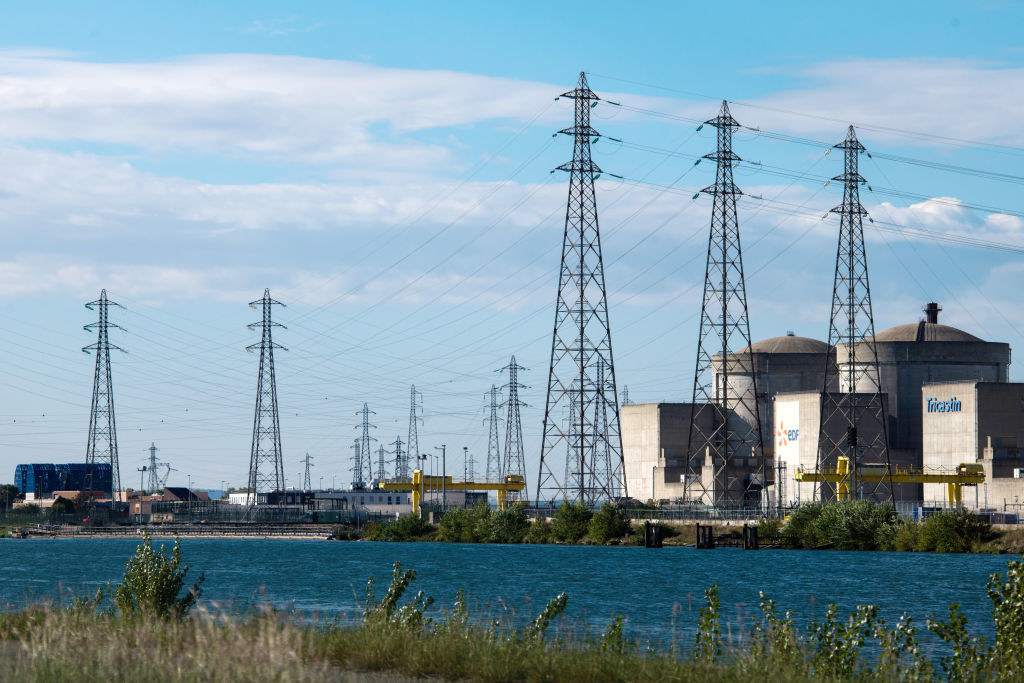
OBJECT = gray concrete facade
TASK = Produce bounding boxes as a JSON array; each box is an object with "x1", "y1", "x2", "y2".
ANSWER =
[
  {"x1": 922, "y1": 380, "x2": 1024, "y2": 507},
  {"x1": 621, "y1": 402, "x2": 713, "y2": 502},
  {"x1": 838, "y1": 314, "x2": 1010, "y2": 461}
]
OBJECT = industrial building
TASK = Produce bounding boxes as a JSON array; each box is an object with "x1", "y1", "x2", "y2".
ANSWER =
[
  {"x1": 922, "y1": 380, "x2": 1024, "y2": 509},
  {"x1": 623, "y1": 303, "x2": 1023, "y2": 509},
  {"x1": 14, "y1": 463, "x2": 112, "y2": 500},
  {"x1": 623, "y1": 333, "x2": 833, "y2": 503},
  {"x1": 774, "y1": 303, "x2": 1016, "y2": 507}
]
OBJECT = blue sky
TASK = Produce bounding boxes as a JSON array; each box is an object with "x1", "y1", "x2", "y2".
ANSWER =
[{"x1": 2, "y1": 1, "x2": 1024, "y2": 491}]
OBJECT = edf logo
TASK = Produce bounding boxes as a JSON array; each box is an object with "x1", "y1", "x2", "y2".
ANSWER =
[{"x1": 776, "y1": 421, "x2": 799, "y2": 447}]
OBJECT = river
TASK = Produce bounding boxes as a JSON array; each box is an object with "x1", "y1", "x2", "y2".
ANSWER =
[{"x1": 0, "y1": 538, "x2": 1013, "y2": 647}]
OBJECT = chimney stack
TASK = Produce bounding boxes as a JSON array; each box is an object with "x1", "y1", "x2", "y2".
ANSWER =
[{"x1": 923, "y1": 302, "x2": 941, "y2": 325}]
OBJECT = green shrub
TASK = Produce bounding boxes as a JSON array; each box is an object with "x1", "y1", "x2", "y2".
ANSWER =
[
  {"x1": 437, "y1": 502, "x2": 493, "y2": 543},
  {"x1": 524, "y1": 519, "x2": 552, "y2": 544},
  {"x1": 587, "y1": 503, "x2": 630, "y2": 544},
  {"x1": 110, "y1": 534, "x2": 204, "y2": 619},
  {"x1": 486, "y1": 503, "x2": 529, "y2": 543},
  {"x1": 364, "y1": 515, "x2": 434, "y2": 542},
  {"x1": 917, "y1": 508, "x2": 991, "y2": 553},
  {"x1": 780, "y1": 504, "x2": 823, "y2": 549},
  {"x1": 49, "y1": 496, "x2": 75, "y2": 517},
  {"x1": 550, "y1": 502, "x2": 592, "y2": 543}
]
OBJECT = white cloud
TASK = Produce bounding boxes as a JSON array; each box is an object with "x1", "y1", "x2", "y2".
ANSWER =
[
  {"x1": 0, "y1": 51, "x2": 562, "y2": 166},
  {"x1": 731, "y1": 59, "x2": 1024, "y2": 146}
]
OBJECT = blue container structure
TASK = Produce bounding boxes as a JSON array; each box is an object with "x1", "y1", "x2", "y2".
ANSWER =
[
  {"x1": 14, "y1": 464, "x2": 58, "y2": 498},
  {"x1": 14, "y1": 463, "x2": 112, "y2": 497}
]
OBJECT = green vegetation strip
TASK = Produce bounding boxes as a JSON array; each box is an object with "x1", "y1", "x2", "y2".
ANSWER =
[
  {"x1": 2, "y1": 532, "x2": 1024, "y2": 680},
  {"x1": 333, "y1": 500, "x2": 1024, "y2": 555}
]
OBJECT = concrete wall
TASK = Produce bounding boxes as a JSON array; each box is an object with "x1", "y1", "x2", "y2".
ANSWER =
[
  {"x1": 921, "y1": 380, "x2": 1024, "y2": 507},
  {"x1": 621, "y1": 403, "x2": 712, "y2": 502},
  {"x1": 773, "y1": 392, "x2": 822, "y2": 505}
]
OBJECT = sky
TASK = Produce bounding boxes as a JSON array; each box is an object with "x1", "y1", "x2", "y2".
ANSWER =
[{"x1": 2, "y1": 1, "x2": 1024, "y2": 491}]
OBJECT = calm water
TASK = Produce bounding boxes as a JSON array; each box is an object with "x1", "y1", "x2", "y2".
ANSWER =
[{"x1": 0, "y1": 538, "x2": 1014, "y2": 645}]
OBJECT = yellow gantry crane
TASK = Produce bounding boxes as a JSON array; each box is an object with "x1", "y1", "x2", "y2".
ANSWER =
[
  {"x1": 378, "y1": 469, "x2": 527, "y2": 517},
  {"x1": 795, "y1": 456, "x2": 984, "y2": 504}
]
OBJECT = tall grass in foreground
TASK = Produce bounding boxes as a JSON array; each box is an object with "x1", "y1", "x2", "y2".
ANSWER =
[{"x1": 1, "y1": 535, "x2": 1024, "y2": 681}]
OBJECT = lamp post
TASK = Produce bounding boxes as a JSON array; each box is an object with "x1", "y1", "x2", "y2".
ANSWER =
[
  {"x1": 187, "y1": 474, "x2": 193, "y2": 521},
  {"x1": 435, "y1": 445, "x2": 446, "y2": 511},
  {"x1": 463, "y1": 446, "x2": 469, "y2": 508}
]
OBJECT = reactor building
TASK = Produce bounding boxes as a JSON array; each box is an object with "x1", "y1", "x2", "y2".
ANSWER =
[
  {"x1": 624, "y1": 303, "x2": 1023, "y2": 510},
  {"x1": 775, "y1": 302, "x2": 1015, "y2": 507}
]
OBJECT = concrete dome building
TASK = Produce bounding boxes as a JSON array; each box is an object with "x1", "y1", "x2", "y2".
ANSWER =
[
  {"x1": 712, "y1": 332, "x2": 837, "y2": 459},
  {"x1": 837, "y1": 302, "x2": 1011, "y2": 457}
]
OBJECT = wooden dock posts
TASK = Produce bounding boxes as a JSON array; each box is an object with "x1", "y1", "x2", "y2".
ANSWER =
[
  {"x1": 643, "y1": 521, "x2": 663, "y2": 548},
  {"x1": 695, "y1": 522, "x2": 715, "y2": 549},
  {"x1": 694, "y1": 522, "x2": 760, "y2": 550}
]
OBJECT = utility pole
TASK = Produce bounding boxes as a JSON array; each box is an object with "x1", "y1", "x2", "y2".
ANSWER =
[
  {"x1": 83, "y1": 289, "x2": 125, "y2": 504},
  {"x1": 484, "y1": 385, "x2": 502, "y2": 481},
  {"x1": 816, "y1": 126, "x2": 894, "y2": 503},
  {"x1": 435, "y1": 445, "x2": 446, "y2": 511},
  {"x1": 621, "y1": 385, "x2": 630, "y2": 406},
  {"x1": 246, "y1": 289, "x2": 286, "y2": 505},
  {"x1": 499, "y1": 356, "x2": 529, "y2": 501},
  {"x1": 538, "y1": 72, "x2": 625, "y2": 506},
  {"x1": 354, "y1": 404, "x2": 377, "y2": 488},
  {"x1": 686, "y1": 101, "x2": 765, "y2": 509}
]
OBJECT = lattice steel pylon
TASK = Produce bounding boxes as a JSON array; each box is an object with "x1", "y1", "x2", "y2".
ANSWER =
[
  {"x1": 301, "y1": 453, "x2": 314, "y2": 491},
  {"x1": 246, "y1": 289, "x2": 286, "y2": 501},
  {"x1": 351, "y1": 439, "x2": 361, "y2": 488},
  {"x1": 145, "y1": 443, "x2": 161, "y2": 493},
  {"x1": 815, "y1": 126, "x2": 893, "y2": 503},
  {"x1": 390, "y1": 435, "x2": 407, "y2": 480},
  {"x1": 407, "y1": 385, "x2": 422, "y2": 468},
  {"x1": 83, "y1": 289, "x2": 124, "y2": 500},
  {"x1": 354, "y1": 403, "x2": 376, "y2": 487},
  {"x1": 499, "y1": 356, "x2": 528, "y2": 501},
  {"x1": 376, "y1": 444, "x2": 387, "y2": 482},
  {"x1": 537, "y1": 72, "x2": 626, "y2": 506},
  {"x1": 484, "y1": 385, "x2": 502, "y2": 481},
  {"x1": 685, "y1": 101, "x2": 766, "y2": 509}
]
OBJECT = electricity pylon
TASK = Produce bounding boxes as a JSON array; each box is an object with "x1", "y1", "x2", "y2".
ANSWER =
[
  {"x1": 500, "y1": 356, "x2": 529, "y2": 501},
  {"x1": 537, "y1": 72, "x2": 626, "y2": 505},
  {"x1": 145, "y1": 442, "x2": 165, "y2": 493},
  {"x1": 686, "y1": 101, "x2": 765, "y2": 508},
  {"x1": 376, "y1": 444, "x2": 387, "y2": 483},
  {"x1": 484, "y1": 385, "x2": 502, "y2": 481},
  {"x1": 354, "y1": 403, "x2": 376, "y2": 487},
  {"x1": 390, "y1": 435, "x2": 407, "y2": 480},
  {"x1": 407, "y1": 385, "x2": 422, "y2": 469},
  {"x1": 816, "y1": 126, "x2": 894, "y2": 503},
  {"x1": 83, "y1": 289, "x2": 124, "y2": 501},
  {"x1": 351, "y1": 439, "x2": 361, "y2": 489},
  {"x1": 301, "y1": 453, "x2": 314, "y2": 491},
  {"x1": 246, "y1": 289, "x2": 286, "y2": 502}
]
